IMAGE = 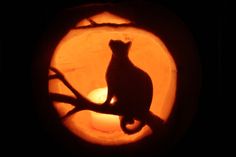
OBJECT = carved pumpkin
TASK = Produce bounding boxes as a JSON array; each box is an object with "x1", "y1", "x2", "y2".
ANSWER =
[
  {"x1": 48, "y1": 11, "x2": 177, "y2": 145},
  {"x1": 35, "y1": 2, "x2": 200, "y2": 155}
]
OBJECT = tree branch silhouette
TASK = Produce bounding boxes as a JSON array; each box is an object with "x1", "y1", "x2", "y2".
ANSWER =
[
  {"x1": 49, "y1": 67, "x2": 164, "y2": 133},
  {"x1": 73, "y1": 22, "x2": 135, "y2": 30}
]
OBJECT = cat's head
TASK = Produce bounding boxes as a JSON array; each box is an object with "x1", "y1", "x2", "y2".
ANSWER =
[{"x1": 109, "y1": 40, "x2": 131, "y2": 57}]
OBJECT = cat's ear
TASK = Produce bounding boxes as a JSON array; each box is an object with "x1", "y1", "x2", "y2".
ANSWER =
[
  {"x1": 109, "y1": 39, "x2": 114, "y2": 44},
  {"x1": 126, "y1": 41, "x2": 132, "y2": 49}
]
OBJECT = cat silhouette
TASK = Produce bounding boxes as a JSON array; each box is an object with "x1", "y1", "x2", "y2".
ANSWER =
[{"x1": 104, "y1": 39, "x2": 153, "y2": 134}]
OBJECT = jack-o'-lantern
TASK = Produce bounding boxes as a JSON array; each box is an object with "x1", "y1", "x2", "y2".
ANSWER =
[
  {"x1": 48, "y1": 11, "x2": 176, "y2": 145},
  {"x1": 35, "y1": 2, "x2": 200, "y2": 155}
]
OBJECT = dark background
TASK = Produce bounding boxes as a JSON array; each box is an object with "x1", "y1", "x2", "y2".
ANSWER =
[{"x1": 1, "y1": 0, "x2": 224, "y2": 156}]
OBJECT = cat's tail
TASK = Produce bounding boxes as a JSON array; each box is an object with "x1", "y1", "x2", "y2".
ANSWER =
[{"x1": 120, "y1": 116, "x2": 145, "y2": 134}]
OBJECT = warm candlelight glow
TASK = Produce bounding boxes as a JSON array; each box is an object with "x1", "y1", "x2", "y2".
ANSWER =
[
  {"x1": 48, "y1": 11, "x2": 177, "y2": 145},
  {"x1": 87, "y1": 87, "x2": 120, "y2": 132}
]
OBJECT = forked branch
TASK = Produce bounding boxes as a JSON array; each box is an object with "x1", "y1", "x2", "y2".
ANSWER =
[{"x1": 49, "y1": 67, "x2": 164, "y2": 133}]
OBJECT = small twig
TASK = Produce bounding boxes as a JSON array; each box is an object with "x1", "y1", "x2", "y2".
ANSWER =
[
  {"x1": 49, "y1": 74, "x2": 60, "y2": 80},
  {"x1": 73, "y1": 22, "x2": 135, "y2": 30},
  {"x1": 87, "y1": 18, "x2": 97, "y2": 25},
  {"x1": 49, "y1": 93, "x2": 78, "y2": 106},
  {"x1": 49, "y1": 67, "x2": 84, "y2": 99}
]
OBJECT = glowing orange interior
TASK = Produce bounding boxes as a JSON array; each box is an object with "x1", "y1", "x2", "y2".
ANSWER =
[{"x1": 48, "y1": 12, "x2": 177, "y2": 146}]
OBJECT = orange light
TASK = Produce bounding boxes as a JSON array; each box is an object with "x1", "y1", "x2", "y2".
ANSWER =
[
  {"x1": 48, "y1": 12, "x2": 177, "y2": 145},
  {"x1": 87, "y1": 87, "x2": 120, "y2": 132}
]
